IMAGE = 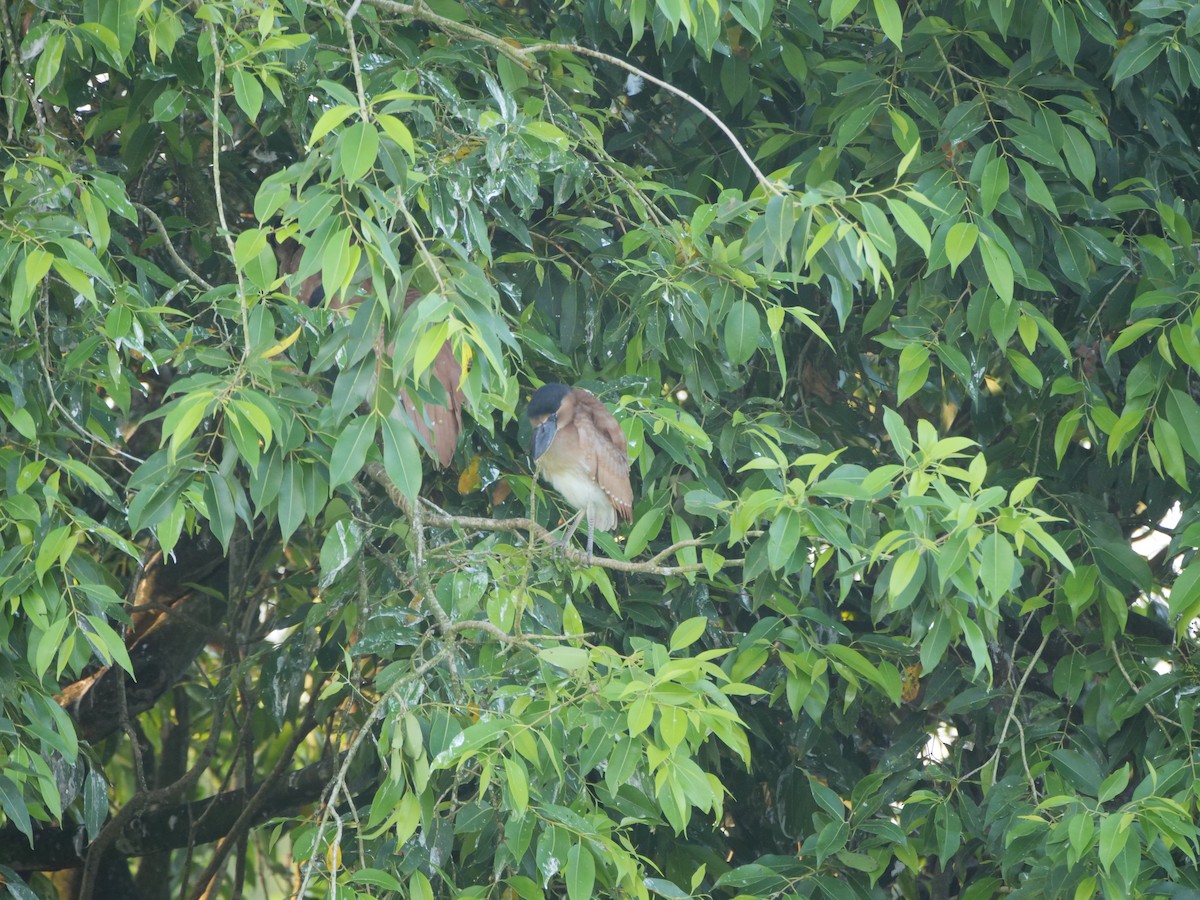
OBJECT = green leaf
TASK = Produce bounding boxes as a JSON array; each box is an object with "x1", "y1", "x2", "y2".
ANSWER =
[
  {"x1": 59, "y1": 458, "x2": 116, "y2": 499},
  {"x1": 0, "y1": 396, "x2": 38, "y2": 441},
  {"x1": 625, "y1": 504, "x2": 666, "y2": 557},
  {"x1": 829, "y1": 0, "x2": 860, "y2": 27},
  {"x1": 1014, "y1": 159, "x2": 1059, "y2": 218},
  {"x1": 203, "y1": 472, "x2": 238, "y2": 551},
  {"x1": 1098, "y1": 812, "x2": 1132, "y2": 871},
  {"x1": 377, "y1": 113, "x2": 416, "y2": 158},
  {"x1": 889, "y1": 547, "x2": 921, "y2": 599},
  {"x1": 1168, "y1": 560, "x2": 1200, "y2": 633},
  {"x1": 669, "y1": 616, "x2": 708, "y2": 652},
  {"x1": 82, "y1": 614, "x2": 134, "y2": 674},
  {"x1": 83, "y1": 769, "x2": 107, "y2": 842},
  {"x1": 1052, "y1": 748, "x2": 1102, "y2": 796},
  {"x1": 340, "y1": 120, "x2": 379, "y2": 182},
  {"x1": 161, "y1": 391, "x2": 214, "y2": 461},
  {"x1": 308, "y1": 103, "x2": 356, "y2": 146},
  {"x1": 762, "y1": 194, "x2": 796, "y2": 270},
  {"x1": 33, "y1": 32, "x2": 65, "y2": 98},
  {"x1": 1109, "y1": 30, "x2": 1168, "y2": 85},
  {"x1": 278, "y1": 459, "x2": 305, "y2": 545},
  {"x1": 539, "y1": 647, "x2": 589, "y2": 671},
  {"x1": 233, "y1": 227, "x2": 269, "y2": 271},
  {"x1": 978, "y1": 532, "x2": 1014, "y2": 601},
  {"x1": 13, "y1": 247, "x2": 53, "y2": 324},
  {"x1": 151, "y1": 87, "x2": 186, "y2": 122},
  {"x1": 566, "y1": 841, "x2": 596, "y2": 900},
  {"x1": 381, "y1": 415, "x2": 424, "y2": 505},
  {"x1": 883, "y1": 407, "x2": 912, "y2": 459},
  {"x1": 645, "y1": 878, "x2": 691, "y2": 900},
  {"x1": 525, "y1": 120, "x2": 570, "y2": 150},
  {"x1": 503, "y1": 757, "x2": 530, "y2": 815},
  {"x1": 872, "y1": 0, "x2": 903, "y2": 47},
  {"x1": 978, "y1": 235, "x2": 1014, "y2": 305},
  {"x1": 724, "y1": 300, "x2": 761, "y2": 365},
  {"x1": 916, "y1": 619, "x2": 955, "y2": 672},
  {"x1": 0, "y1": 775, "x2": 32, "y2": 842},
  {"x1": 1097, "y1": 764, "x2": 1131, "y2": 805},
  {"x1": 1006, "y1": 349, "x2": 1043, "y2": 389},
  {"x1": 98, "y1": 0, "x2": 136, "y2": 60},
  {"x1": 767, "y1": 507, "x2": 803, "y2": 570},
  {"x1": 935, "y1": 803, "x2": 961, "y2": 861},
  {"x1": 35, "y1": 525, "x2": 72, "y2": 583},
  {"x1": 90, "y1": 172, "x2": 137, "y2": 221},
  {"x1": 959, "y1": 614, "x2": 990, "y2": 679},
  {"x1": 408, "y1": 871, "x2": 434, "y2": 900},
  {"x1": 329, "y1": 415, "x2": 375, "y2": 488},
  {"x1": 1108, "y1": 317, "x2": 1163, "y2": 356},
  {"x1": 886, "y1": 197, "x2": 931, "y2": 254},
  {"x1": 1062, "y1": 125, "x2": 1096, "y2": 190},
  {"x1": 897, "y1": 343, "x2": 930, "y2": 403},
  {"x1": 230, "y1": 68, "x2": 264, "y2": 121},
  {"x1": 944, "y1": 221, "x2": 978, "y2": 275},
  {"x1": 321, "y1": 227, "x2": 358, "y2": 301},
  {"x1": 980, "y1": 153, "x2": 1009, "y2": 216},
  {"x1": 1153, "y1": 416, "x2": 1188, "y2": 488},
  {"x1": 1166, "y1": 388, "x2": 1200, "y2": 463},
  {"x1": 349, "y1": 869, "x2": 404, "y2": 890}
]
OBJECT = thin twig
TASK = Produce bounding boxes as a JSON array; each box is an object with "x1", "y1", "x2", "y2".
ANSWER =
[
  {"x1": 364, "y1": 0, "x2": 532, "y2": 67},
  {"x1": 1109, "y1": 642, "x2": 1180, "y2": 735},
  {"x1": 396, "y1": 191, "x2": 448, "y2": 293},
  {"x1": 187, "y1": 708, "x2": 321, "y2": 900},
  {"x1": 0, "y1": 0, "x2": 46, "y2": 134},
  {"x1": 1013, "y1": 716, "x2": 1037, "y2": 801},
  {"x1": 134, "y1": 202, "x2": 214, "y2": 290},
  {"x1": 358, "y1": 0, "x2": 777, "y2": 194},
  {"x1": 526, "y1": 42, "x2": 779, "y2": 195},
  {"x1": 411, "y1": 488, "x2": 454, "y2": 632},
  {"x1": 447, "y1": 618, "x2": 593, "y2": 648},
  {"x1": 207, "y1": 25, "x2": 252, "y2": 354},
  {"x1": 293, "y1": 647, "x2": 453, "y2": 899},
  {"x1": 32, "y1": 281, "x2": 143, "y2": 466},
  {"x1": 911, "y1": 0, "x2": 959, "y2": 106},
  {"x1": 78, "y1": 692, "x2": 229, "y2": 900},
  {"x1": 342, "y1": 0, "x2": 371, "y2": 121},
  {"x1": 966, "y1": 631, "x2": 1050, "y2": 789},
  {"x1": 393, "y1": 469, "x2": 746, "y2": 575}
]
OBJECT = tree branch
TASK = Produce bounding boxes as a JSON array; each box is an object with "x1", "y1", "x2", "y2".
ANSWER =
[
  {"x1": 134, "y1": 202, "x2": 214, "y2": 291},
  {"x1": 525, "y1": 42, "x2": 779, "y2": 195},
  {"x1": 363, "y1": 464, "x2": 744, "y2": 576},
  {"x1": 185, "y1": 710, "x2": 321, "y2": 900},
  {"x1": 0, "y1": 751, "x2": 365, "y2": 873},
  {"x1": 357, "y1": 0, "x2": 778, "y2": 194}
]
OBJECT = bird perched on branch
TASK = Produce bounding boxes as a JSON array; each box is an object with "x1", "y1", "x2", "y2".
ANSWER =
[
  {"x1": 527, "y1": 383, "x2": 633, "y2": 560},
  {"x1": 275, "y1": 238, "x2": 464, "y2": 467}
]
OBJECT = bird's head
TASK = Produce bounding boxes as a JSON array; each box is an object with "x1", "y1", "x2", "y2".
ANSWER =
[{"x1": 527, "y1": 383, "x2": 571, "y2": 460}]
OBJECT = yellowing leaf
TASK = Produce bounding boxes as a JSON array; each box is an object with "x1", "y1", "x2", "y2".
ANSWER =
[
  {"x1": 260, "y1": 325, "x2": 303, "y2": 359},
  {"x1": 458, "y1": 455, "x2": 482, "y2": 494}
]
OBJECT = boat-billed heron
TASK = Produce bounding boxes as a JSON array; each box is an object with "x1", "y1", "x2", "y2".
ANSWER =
[
  {"x1": 527, "y1": 384, "x2": 633, "y2": 559},
  {"x1": 276, "y1": 239, "x2": 463, "y2": 467}
]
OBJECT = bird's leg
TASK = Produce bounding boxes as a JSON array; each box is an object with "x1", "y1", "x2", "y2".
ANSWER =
[
  {"x1": 585, "y1": 519, "x2": 595, "y2": 565},
  {"x1": 555, "y1": 508, "x2": 586, "y2": 554}
]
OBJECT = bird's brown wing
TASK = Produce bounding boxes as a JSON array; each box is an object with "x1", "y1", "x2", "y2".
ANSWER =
[
  {"x1": 279, "y1": 247, "x2": 465, "y2": 467},
  {"x1": 399, "y1": 341, "x2": 463, "y2": 468},
  {"x1": 396, "y1": 290, "x2": 464, "y2": 468},
  {"x1": 275, "y1": 238, "x2": 324, "y2": 305},
  {"x1": 572, "y1": 390, "x2": 633, "y2": 523}
]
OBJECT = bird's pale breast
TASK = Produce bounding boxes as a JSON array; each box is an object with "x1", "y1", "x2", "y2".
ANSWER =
[{"x1": 538, "y1": 452, "x2": 620, "y2": 532}]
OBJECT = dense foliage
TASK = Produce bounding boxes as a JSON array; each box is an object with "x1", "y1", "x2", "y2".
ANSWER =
[{"x1": 2, "y1": 0, "x2": 1200, "y2": 897}]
